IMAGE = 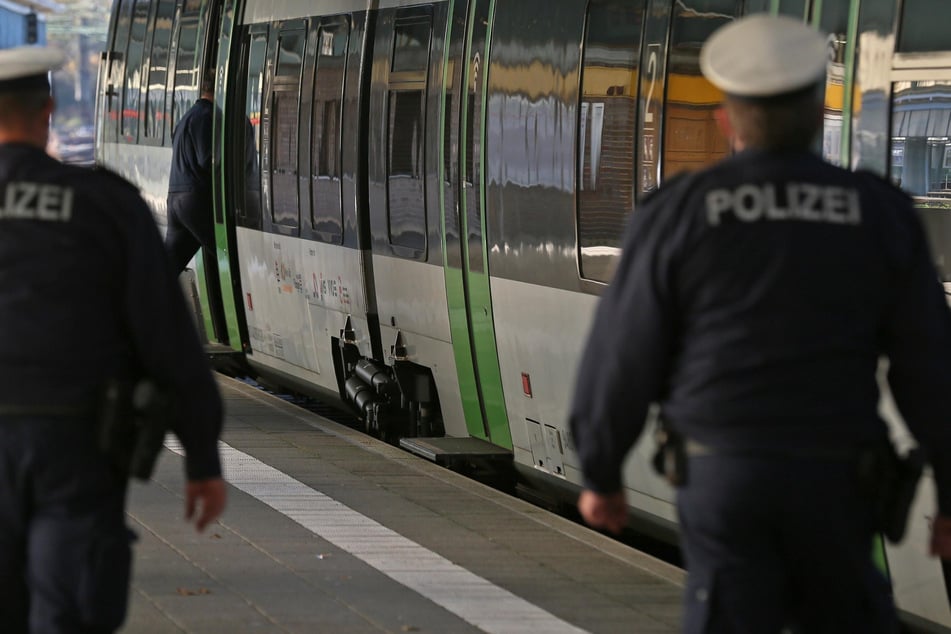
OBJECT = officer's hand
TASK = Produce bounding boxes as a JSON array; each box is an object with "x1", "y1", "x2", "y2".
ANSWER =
[
  {"x1": 185, "y1": 477, "x2": 227, "y2": 532},
  {"x1": 931, "y1": 515, "x2": 951, "y2": 559},
  {"x1": 578, "y1": 489, "x2": 627, "y2": 535}
]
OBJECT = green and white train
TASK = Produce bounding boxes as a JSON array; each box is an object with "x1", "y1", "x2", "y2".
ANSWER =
[{"x1": 95, "y1": 0, "x2": 951, "y2": 627}]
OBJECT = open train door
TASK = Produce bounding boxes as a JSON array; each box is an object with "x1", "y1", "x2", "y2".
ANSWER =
[{"x1": 207, "y1": 0, "x2": 252, "y2": 355}]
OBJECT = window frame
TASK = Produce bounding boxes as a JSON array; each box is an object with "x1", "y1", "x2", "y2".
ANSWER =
[
  {"x1": 140, "y1": 0, "x2": 177, "y2": 146},
  {"x1": 575, "y1": 0, "x2": 646, "y2": 284},
  {"x1": 261, "y1": 21, "x2": 306, "y2": 238},
  {"x1": 384, "y1": 6, "x2": 434, "y2": 259},
  {"x1": 301, "y1": 17, "x2": 351, "y2": 245}
]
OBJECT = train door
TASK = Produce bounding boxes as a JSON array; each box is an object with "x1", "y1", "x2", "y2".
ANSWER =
[
  {"x1": 208, "y1": 0, "x2": 252, "y2": 352},
  {"x1": 181, "y1": 0, "x2": 231, "y2": 346},
  {"x1": 441, "y1": 0, "x2": 512, "y2": 447}
]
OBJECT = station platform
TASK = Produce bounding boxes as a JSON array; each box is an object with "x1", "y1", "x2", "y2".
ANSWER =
[{"x1": 120, "y1": 375, "x2": 685, "y2": 633}]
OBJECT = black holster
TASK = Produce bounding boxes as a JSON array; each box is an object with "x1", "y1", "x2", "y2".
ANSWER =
[
  {"x1": 652, "y1": 420, "x2": 688, "y2": 487},
  {"x1": 97, "y1": 379, "x2": 170, "y2": 481},
  {"x1": 858, "y1": 441, "x2": 924, "y2": 543}
]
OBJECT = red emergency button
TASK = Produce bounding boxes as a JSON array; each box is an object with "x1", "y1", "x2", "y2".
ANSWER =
[{"x1": 521, "y1": 373, "x2": 532, "y2": 398}]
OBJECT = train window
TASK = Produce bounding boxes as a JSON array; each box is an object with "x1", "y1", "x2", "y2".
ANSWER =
[
  {"x1": 105, "y1": 0, "x2": 134, "y2": 143},
  {"x1": 742, "y1": 0, "x2": 772, "y2": 12},
  {"x1": 851, "y1": 0, "x2": 897, "y2": 175},
  {"x1": 817, "y1": 2, "x2": 850, "y2": 167},
  {"x1": 237, "y1": 28, "x2": 267, "y2": 231},
  {"x1": 662, "y1": 1, "x2": 735, "y2": 180},
  {"x1": 776, "y1": 0, "x2": 807, "y2": 19},
  {"x1": 266, "y1": 27, "x2": 305, "y2": 232},
  {"x1": 387, "y1": 89, "x2": 426, "y2": 251},
  {"x1": 171, "y1": 0, "x2": 202, "y2": 130},
  {"x1": 898, "y1": 0, "x2": 949, "y2": 52},
  {"x1": 310, "y1": 22, "x2": 350, "y2": 243},
  {"x1": 271, "y1": 90, "x2": 300, "y2": 227},
  {"x1": 143, "y1": 0, "x2": 175, "y2": 144},
  {"x1": 577, "y1": 0, "x2": 644, "y2": 283},
  {"x1": 890, "y1": 79, "x2": 951, "y2": 280},
  {"x1": 392, "y1": 10, "x2": 432, "y2": 75},
  {"x1": 386, "y1": 8, "x2": 432, "y2": 255},
  {"x1": 276, "y1": 30, "x2": 305, "y2": 79},
  {"x1": 121, "y1": 0, "x2": 150, "y2": 142}
]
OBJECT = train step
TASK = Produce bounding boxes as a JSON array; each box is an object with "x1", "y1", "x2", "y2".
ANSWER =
[
  {"x1": 204, "y1": 344, "x2": 247, "y2": 376},
  {"x1": 399, "y1": 436, "x2": 512, "y2": 469}
]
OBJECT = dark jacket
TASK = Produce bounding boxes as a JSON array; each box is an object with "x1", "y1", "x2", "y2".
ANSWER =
[
  {"x1": 167, "y1": 98, "x2": 214, "y2": 196},
  {"x1": 0, "y1": 142, "x2": 222, "y2": 479},
  {"x1": 570, "y1": 149, "x2": 951, "y2": 510}
]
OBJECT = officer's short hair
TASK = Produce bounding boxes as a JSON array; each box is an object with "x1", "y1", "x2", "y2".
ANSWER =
[
  {"x1": 0, "y1": 90, "x2": 50, "y2": 120},
  {"x1": 200, "y1": 74, "x2": 215, "y2": 96},
  {"x1": 726, "y1": 84, "x2": 824, "y2": 152},
  {"x1": 700, "y1": 14, "x2": 829, "y2": 152}
]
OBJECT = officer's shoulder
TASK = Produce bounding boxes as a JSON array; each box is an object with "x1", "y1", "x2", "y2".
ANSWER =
[
  {"x1": 852, "y1": 168, "x2": 913, "y2": 203},
  {"x1": 641, "y1": 171, "x2": 696, "y2": 209},
  {"x1": 85, "y1": 165, "x2": 141, "y2": 194},
  {"x1": 62, "y1": 165, "x2": 150, "y2": 219},
  {"x1": 849, "y1": 169, "x2": 926, "y2": 255},
  {"x1": 849, "y1": 169, "x2": 918, "y2": 227},
  {"x1": 67, "y1": 165, "x2": 147, "y2": 205}
]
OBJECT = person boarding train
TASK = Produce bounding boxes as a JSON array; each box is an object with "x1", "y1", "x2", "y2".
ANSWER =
[
  {"x1": 166, "y1": 75, "x2": 217, "y2": 275},
  {"x1": 0, "y1": 46, "x2": 226, "y2": 633},
  {"x1": 569, "y1": 14, "x2": 951, "y2": 634}
]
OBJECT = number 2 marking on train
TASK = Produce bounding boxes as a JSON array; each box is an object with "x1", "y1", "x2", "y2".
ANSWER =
[{"x1": 645, "y1": 49, "x2": 658, "y2": 124}]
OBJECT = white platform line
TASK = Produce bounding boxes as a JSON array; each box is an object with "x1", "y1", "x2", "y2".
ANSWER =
[{"x1": 166, "y1": 439, "x2": 588, "y2": 634}]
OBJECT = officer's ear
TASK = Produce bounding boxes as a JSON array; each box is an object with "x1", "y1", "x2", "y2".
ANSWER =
[
  {"x1": 42, "y1": 96, "x2": 54, "y2": 121},
  {"x1": 714, "y1": 105, "x2": 739, "y2": 152}
]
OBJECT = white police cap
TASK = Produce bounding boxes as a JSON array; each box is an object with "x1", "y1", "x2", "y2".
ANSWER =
[
  {"x1": 700, "y1": 14, "x2": 828, "y2": 98},
  {"x1": 0, "y1": 46, "x2": 66, "y2": 93}
]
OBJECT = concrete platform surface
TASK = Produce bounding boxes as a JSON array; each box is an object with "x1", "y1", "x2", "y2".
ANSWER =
[{"x1": 119, "y1": 375, "x2": 685, "y2": 633}]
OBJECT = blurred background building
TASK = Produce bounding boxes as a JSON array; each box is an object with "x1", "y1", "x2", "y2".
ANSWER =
[
  {"x1": 0, "y1": 0, "x2": 57, "y2": 48},
  {"x1": 1, "y1": 0, "x2": 108, "y2": 163}
]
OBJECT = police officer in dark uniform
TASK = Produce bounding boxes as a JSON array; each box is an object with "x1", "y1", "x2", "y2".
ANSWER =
[
  {"x1": 569, "y1": 14, "x2": 951, "y2": 633},
  {"x1": 166, "y1": 75, "x2": 217, "y2": 274},
  {"x1": 0, "y1": 46, "x2": 226, "y2": 633}
]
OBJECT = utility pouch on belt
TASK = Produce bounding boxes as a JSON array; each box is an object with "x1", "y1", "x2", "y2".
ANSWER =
[
  {"x1": 858, "y1": 441, "x2": 925, "y2": 543},
  {"x1": 652, "y1": 420, "x2": 688, "y2": 487},
  {"x1": 97, "y1": 379, "x2": 170, "y2": 481}
]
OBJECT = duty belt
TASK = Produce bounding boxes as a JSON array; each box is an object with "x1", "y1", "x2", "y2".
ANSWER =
[{"x1": 684, "y1": 438, "x2": 864, "y2": 461}]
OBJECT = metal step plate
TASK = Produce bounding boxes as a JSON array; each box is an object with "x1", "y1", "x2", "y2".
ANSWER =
[{"x1": 400, "y1": 436, "x2": 512, "y2": 465}]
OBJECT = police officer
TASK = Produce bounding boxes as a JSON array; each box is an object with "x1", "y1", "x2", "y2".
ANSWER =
[
  {"x1": 569, "y1": 14, "x2": 951, "y2": 633},
  {"x1": 0, "y1": 46, "x2": 226, "y2": 633},
  {"x1": 166, "y1": 74, "x2": 217, "y2": 274}
]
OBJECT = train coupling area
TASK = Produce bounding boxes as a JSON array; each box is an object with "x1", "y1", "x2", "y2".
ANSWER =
[{"x1": 121, "y1": 375, "x2": 684, "y2": 633}]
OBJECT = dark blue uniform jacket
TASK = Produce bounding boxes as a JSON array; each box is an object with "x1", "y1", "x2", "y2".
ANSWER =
[
  {"x1": 570, "y1": 149, "x2": 951, "y2": 511},
  {"x1": 168, "y1": 98, "x2": 214, "y2": 195},
  {"x1": 0, "y1": 142, "x2": 222, "y2": 480}
]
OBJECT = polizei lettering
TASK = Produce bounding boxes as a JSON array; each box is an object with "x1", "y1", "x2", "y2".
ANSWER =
[
  {"x1": 0, "y1": 182, "x2": 74, "y2": 222},
  {"x1": 706, "y1": 183, "x2": 861, "y2": 227}
]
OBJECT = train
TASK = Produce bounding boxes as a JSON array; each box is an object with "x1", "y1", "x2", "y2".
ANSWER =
[{"x1": 93, "y1": 0, "x2": 951, "y2": 628}]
